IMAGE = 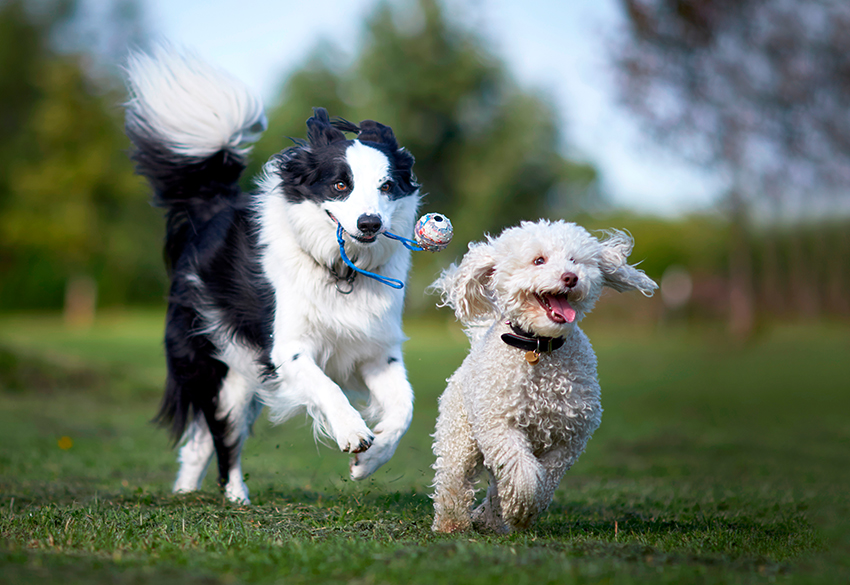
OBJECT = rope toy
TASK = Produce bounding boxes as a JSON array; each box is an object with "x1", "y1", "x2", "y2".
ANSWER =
[{"x1": 336, "y1": 212, "x2": 453, "y2": 289}]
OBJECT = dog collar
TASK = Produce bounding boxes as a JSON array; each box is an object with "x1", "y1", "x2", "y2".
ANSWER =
[{"x1": 500, "y1": 323, "x2": 565, "y2": 365}]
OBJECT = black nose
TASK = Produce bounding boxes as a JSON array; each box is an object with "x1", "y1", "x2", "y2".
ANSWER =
[
  {"x1": 562, "y1": 272, "x2": 578, "y2": 288},
  {"x1": 357, "y1": 214, "x2": 382, "y2": 236}
]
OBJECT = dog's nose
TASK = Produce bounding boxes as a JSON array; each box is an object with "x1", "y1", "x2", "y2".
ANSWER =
[
  {"x1": 357, "y1": 214, "x2": 383, "y2": 236},
  {"x1": 562, "y1": 272, "x2": 578, "y2": 288}
]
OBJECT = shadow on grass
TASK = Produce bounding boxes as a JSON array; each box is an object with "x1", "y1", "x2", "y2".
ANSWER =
[{"x1": 0, "y1": 482, "x2": 815, "y2": 582}]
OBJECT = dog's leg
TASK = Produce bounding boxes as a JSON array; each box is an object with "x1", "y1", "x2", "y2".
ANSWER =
[
  {"x1": 470, "y1": 470, "x2": 509, "y2": 534},
  {"x1": 349, "y1": 353, "x2": 414, "y2": 480},
  {"x1": 477, "y1": 426, "x2": 546, "y2": 531},
  {"x1": 174, "y1": 369, "x2": 258, "y2": 504},
  {"x1": 535, "y1": 446, "x2": 573, "y2": 517},
  {"x1": 267, "y1": 351, "x2": 375, "y2": 454},
  {"x1": 174, "y1": 416, "x2": 214, "y2": 494},
  {"x1": 214, "y1": 370, "x2": 259, "y2": 504},
  {"x1": 431, "y1": 383, "x2": 482, "y2": 533},
  {"x1": 167, "y1": 328, "x2": 229, "y2": 498}
]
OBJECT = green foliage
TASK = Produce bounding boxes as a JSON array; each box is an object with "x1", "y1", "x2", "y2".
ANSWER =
[
  {"x1": 1, "y1": 313, "x2": 849, "y2": 583},
  {"x1": 2, "y1": 0, "x2": 845, "y2": 325},
  {"x1": 248, "y1": 0, "x2": 598, "y2": 253},
  {"x1": 576, "y1": 212, "x2": 730, "y2": 279},
  {"x1": 0, "y1": 0, "x2": 165, "y2": 310},
  {"x1": 616, "y1": 0, "x2": 850, "y2": 213}
]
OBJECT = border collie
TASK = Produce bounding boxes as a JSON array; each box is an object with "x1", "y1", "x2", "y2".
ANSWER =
[{"x1": 124, "y1": 45, "x2": 421, "y2": 503}]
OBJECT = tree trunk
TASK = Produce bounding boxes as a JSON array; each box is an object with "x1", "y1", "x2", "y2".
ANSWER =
[{"x1": 728, "y1": 192, "x2": 754, "y2": 340}]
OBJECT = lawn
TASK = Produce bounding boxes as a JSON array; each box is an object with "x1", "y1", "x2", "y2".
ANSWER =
[{"x1": 1, "y1": 309, "x2": 848, "y2": 584}]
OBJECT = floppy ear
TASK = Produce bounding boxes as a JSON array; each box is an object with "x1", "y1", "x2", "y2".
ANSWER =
[
  {"x1": 430, "y1": 242, "x2": 498, "y2": 324},
  {"x1": 598, "y1": 230, "x2": 658, "y2": 296}
]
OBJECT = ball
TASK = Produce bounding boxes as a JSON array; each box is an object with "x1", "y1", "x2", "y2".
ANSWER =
[{"x1": 414, "y1": 213, "x2": 453, "y2": 252}]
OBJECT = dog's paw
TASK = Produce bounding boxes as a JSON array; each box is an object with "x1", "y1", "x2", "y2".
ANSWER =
[
  {"x1": 349, "y1": 450, "x2": 382, "y2": 480},
  {"x1": 432, "y1": 516, "x2": 471, "y2": 534},
  {"x1": 335, "y1": 424, "x2": 375, "y2": 454},
  {"x1": 223, "y1": 479, "x2": 251, "y2": 506},
  {"x1": 348, "y1": 431, "x2": 400, "y2": 480},
  {"x1": 471, "y1": 500, "x2": 510, "y2": 534},
  {"x1": 326, "y1": 406, "x2": 375, "y2": 453}
]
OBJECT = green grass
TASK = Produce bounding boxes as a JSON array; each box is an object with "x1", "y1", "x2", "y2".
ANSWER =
[{"x1": 1, "y1": 310, "x2": 848, "y2": 584}]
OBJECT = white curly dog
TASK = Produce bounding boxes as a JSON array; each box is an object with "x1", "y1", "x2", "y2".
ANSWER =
[{"x1": 430, "y1": 219, "x2": 657, "y2": 533}]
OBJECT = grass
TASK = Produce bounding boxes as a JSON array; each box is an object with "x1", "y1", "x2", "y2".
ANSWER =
[{"x1": 1, "y1": 309, "x2": 848, "y2": 584}]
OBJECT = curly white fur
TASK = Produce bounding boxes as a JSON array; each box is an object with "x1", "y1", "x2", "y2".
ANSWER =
[{"x1": 430, "y1": 219, "x2": 657, "y2": 533}]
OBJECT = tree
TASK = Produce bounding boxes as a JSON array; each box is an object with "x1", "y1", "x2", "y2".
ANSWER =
[
  {"x1": 250, "y1": 0, "x2": 597, "y2": 267},
  {"x1": 618, "y1": 0, "x2": 850, "y2": 210},
  {"x1": 615, "y1": 0, "x2": 850, "y2": 334},
  {"x1": 0, "y1": 0, "x2": 162, "y2": 315}
]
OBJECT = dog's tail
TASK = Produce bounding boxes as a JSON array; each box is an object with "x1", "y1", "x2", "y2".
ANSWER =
[{"x1": 124, "y1": 43, "x2": 267, "y2": 268}]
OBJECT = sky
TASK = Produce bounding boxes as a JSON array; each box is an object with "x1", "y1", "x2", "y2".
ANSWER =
[{"x1": 136, "y1": 0, "x2": 725, "y2": 216}]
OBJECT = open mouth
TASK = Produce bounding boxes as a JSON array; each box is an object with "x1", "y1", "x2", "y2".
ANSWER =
[{"x1": 535, "y1": 293, "x2": 576, "y2": 324}]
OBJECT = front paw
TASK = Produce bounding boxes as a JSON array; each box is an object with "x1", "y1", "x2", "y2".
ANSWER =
[
  {"x1": 344, "y1": 434, "x2": 374, "y2": 453},
  {"x1": 432, "y1": 516, "x2": 470, "y2": 533},
  {"x1": 348, "y1": 433, "x2": 398, "y2": 480},
  {"x1": 323, "y1": 402, "x2": 375, "y2": 453},
  {"x1": 334, "y1": 419, "x2": 375, "y2": 453}
]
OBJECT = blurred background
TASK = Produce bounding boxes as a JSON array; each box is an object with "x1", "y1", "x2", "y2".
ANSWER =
[{"x1": 1, "y1": 0, "x2": 849, "y2": 336}]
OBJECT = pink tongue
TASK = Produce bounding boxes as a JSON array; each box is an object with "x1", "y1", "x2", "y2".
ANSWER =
[{"x1": 546, "y1": 294, "x2": 576, "y2": 324}]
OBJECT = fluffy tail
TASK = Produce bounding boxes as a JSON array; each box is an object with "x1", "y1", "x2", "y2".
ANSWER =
[{"x1": 124, "y1": 44, "x2": 267, "y2": 267}]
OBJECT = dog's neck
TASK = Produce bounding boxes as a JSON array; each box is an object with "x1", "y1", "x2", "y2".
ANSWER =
[
  {"x1": 327, "y1": 261, "x2": 357, "y2": 294},
  {"x1": 500, "y1": 322, "x2": 565, "y2": 354}
]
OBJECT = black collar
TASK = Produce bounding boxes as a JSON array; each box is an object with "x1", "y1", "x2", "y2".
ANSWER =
[{"x1": 500, "y1": 323, "x2": 565, "y2": 354}]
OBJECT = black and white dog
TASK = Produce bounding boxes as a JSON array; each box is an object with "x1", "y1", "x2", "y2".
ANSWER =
[{"x1": 124, "y1": 46, "x2": 421, "y2": 503}]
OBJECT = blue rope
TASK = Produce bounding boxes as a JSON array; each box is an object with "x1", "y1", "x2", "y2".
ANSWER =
[
  {"x1": 336, "y1": 224, "x2": 420, "y2": 289},
  {"x1": 383, "y1": 230, "x2": 424, "y2": 251}
]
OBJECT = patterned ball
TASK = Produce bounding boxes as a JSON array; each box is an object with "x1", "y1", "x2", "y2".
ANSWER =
[{"x1": 414, "y1": 213, "x2": 453, "y2": 252}]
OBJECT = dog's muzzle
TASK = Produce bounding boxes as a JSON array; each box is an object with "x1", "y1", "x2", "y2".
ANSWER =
[{"x1": 356, "y1": 214, "x2": 383, "y2": 240}]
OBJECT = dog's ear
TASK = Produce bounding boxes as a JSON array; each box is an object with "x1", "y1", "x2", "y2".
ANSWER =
[
  {"x1": 355, "y1": 119, "x2": 418, "y2": 194},
  {"x1": 390, "y1": 147, "x2": 417, "y2": 194},
  {"x1": 331, "y1": 117, "x2": 360, "y2": 135},
  {"x1": 306, "y1": 107, "x2": 347, "y2": 147},
  {"x1": 356, "y1": 120, "x2": 399, "y2": 149},
  {"x1": 598, "y1": 230, "x2": 658, "y2": 296},
  {"x1": 430, "y1": 242, "x2": 498, "y2": 324},
  {"x1": 274, "y1": 147, "x2": 320, "y2": 187}
]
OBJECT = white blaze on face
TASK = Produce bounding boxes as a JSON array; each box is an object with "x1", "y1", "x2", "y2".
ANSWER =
[{"x1": 324, "y1": 141, "x2": 393, "y2": 238}]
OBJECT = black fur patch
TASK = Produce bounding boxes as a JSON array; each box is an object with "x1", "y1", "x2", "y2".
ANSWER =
[
  {"x1": 129, "y1": 103, "x2": 275, "y2": 487},
  {"x1": 276, "y1": 108, "x2": 418, "y2": 205},
  {"x1": 128, "y1": 104, "x2": 414, "y2": 487}
]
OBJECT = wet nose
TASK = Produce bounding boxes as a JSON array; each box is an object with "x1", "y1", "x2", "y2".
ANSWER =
[
  {"x1": 562, "y1": 271, "x2": 578, "y2": 288},
  {"x1": 357, "y1": 214, "x2": 382, "y2": 236}
]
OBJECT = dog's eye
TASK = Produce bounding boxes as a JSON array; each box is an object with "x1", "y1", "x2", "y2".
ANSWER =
[
  {"x1": 533, "y1": 256, "x2": 546, "y2": 266},
  {"x1": 333, "y1": 181, "x2": 348, "y2": 192},
  {"x1": 380, "y1": 181, "x2": 393, "y2": 192}
]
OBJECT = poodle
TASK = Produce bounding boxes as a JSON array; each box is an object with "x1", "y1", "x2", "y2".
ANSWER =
[{"x1": 430, "y1": 219, "x2": 657, "y2": 533}]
